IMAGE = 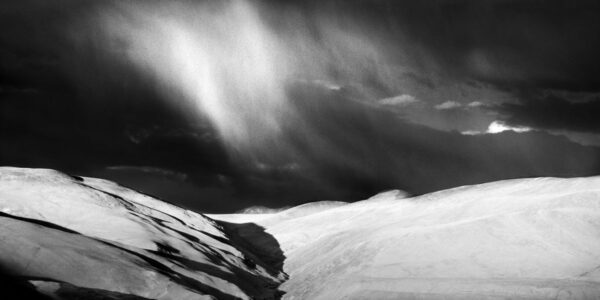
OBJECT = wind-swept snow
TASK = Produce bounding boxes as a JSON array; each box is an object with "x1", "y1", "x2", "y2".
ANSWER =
[
  {"x1": 212, "y1": 177, "x2": 600, "y2": 299},
  {"x1": 2, "y1": 167, "x2": 599, "y2": 299},
  {"x1": 0, "y1": 167, "x2": 285, "y2": 299}
]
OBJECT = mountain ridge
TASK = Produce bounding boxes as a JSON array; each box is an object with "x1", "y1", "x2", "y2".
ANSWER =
[{"x1": 1, "y1": 167, "x2": 600, "y2": 299}]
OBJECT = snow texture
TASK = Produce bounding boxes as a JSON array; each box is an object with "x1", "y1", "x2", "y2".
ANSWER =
[
  {"x1": 2, "y1": 167, "x2": 600, "y2": 299},
  {"x1": 211, "y1": 178, "x2": 600, "y2": 299},
  {"x1": 0, "y1": 167, "x2": 285, "y2": 299}
]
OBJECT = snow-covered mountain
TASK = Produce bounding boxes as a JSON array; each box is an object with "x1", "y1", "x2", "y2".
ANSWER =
[
  {"x1": 211, "y1": 178, "x2": 600, "y2": 299},
  {"x1": 1, "y1": 167, "x2": 600, "y2": 299},
  {"x1": 0, "y1": 167, "x2": 286, "y2": 299}
]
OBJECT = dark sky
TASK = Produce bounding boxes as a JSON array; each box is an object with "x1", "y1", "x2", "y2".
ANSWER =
[{"x1": 2, "y1": 0, "x2": 600, "y2": 213}]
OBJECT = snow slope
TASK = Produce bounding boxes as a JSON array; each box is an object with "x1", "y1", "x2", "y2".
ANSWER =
[
  {"x1": 0, "y1": 167, "x2": 286, "y2": 299},
  {"x1": 211, "y1": 178, "x2": 600, "y2": 299},
  {"x1": 2, "y1": 167, "x2": 599, "y2": 299}
]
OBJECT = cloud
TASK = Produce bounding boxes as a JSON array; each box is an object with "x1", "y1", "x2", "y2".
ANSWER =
[
  {"x1": 495, "y1": 94, "x2": 600, "y2": 134},
  {"x1": 311, "y1": 80, "x2": 342, "y2": 91},
  {"x1": 434, "y1": 101, "x2": 462, "y2": 110},
  {"x1": 486, "y1": 121, "x2": 532, "y2": 134},
  {"x1": 378, "y1": 94, "x2": 418, "y2": 106},
  {"x1": 489, "y1": 92, "x2": 600, "y2": 145},
  {"x1": 105, "y1": 166, "x2": 189, "y2": 181},
  {"x1": 460, "y1": 121, "x2": 532, "y2": 135},
  {"x1": 2, "y1": 0, "x2": 600, "y2": 213},
  {"x1": 467, "y1": 101, "x2": 485, "y2": 108},
  {"x1": 384, "y1": 1, "x2": 600, "y2": 92},
  {"x1": 460, "y1": 130, "x2": 481, "y2": 136}
]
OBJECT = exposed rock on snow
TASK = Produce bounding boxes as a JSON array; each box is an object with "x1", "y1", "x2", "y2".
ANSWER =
[
  {"x1": 0, "y1": 167, "x2": 286, "y2": 300},
  {"x1": 211, "y1": 177, "x2": 600, "y2": 299}
]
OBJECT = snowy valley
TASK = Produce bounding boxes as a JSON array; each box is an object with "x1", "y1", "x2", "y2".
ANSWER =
[{"x1": 1, "y1": 167, "x2": 600, "y2": 299}]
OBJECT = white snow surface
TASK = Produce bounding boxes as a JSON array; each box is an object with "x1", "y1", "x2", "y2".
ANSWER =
[
  {"x1": 210, "y1": 177, "x2": 600, "y2": 299},
  {"x1": 2, "y1": 167, "x2": 600, "y2": 299},
  {"x1": 0, "y1": 167, "x2": 285, "y2": 300}
]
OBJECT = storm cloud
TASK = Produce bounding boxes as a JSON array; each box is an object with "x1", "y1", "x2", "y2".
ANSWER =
[{"x1": 2, "y1": 0, "x2": 600, "y2": 212}]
